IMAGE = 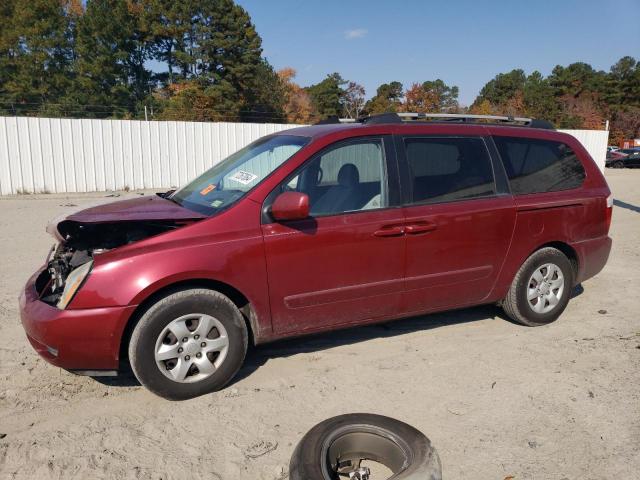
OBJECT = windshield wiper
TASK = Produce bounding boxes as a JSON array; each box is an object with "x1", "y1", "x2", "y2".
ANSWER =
[{"x1": 159, "y1": 193, "x2": 182, "y2": 206}]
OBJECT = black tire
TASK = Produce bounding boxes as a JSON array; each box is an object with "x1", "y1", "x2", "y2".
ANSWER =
[
  {"x1": 612, "y1": 161, "x2": 624, "y2": 168},
  {"x1": 128, "y1": 288, "x2": 248, "y2": 400},
  {"x1": 502, "y1": 247, "x2": 574, "y2": 327},
  {"x1": 289, "y1": 413, "x2": 442, "y2": 480}
]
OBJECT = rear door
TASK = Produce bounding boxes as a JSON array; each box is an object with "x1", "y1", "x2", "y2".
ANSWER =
[
  {"x1": 262, "y1": 136, "x2": 406, "y2": 334},
  {"x1": 396, "y1": 135, "x2": 516, "y2": 314}
]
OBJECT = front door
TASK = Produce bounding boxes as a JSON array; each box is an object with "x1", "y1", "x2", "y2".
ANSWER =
[
  {"x1": 262, "y1": 136, "x2": 406, "y2": 335},
  {"x1": 397, "y1": 135, "x2": 516, "y2": 314}
]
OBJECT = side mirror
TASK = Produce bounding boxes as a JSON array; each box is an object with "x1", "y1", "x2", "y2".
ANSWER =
[{"x1": 271, "y1": 191, "x2": 310, "y2": 221}]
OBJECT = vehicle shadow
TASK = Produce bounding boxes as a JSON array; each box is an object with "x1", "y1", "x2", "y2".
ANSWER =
[
  {"x1": 613, "y1": 199, "x2": 640, "y2": 213},
  {"x1": 236, "y1": 283, "x2": 585, "y2": 383},
  {"x1": 93, "y1": 284, "x2": 584, "y2": 390},
  {"x1": 233, "y1": 303, "x2": 506, "y2": 385}
]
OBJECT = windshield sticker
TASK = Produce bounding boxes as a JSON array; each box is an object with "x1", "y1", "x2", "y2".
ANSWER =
[
  {"x1": 200, "y1": 184, "x2": 216, "y2": 195},
  {"x1": 210, "y1": 199, "x2": 224, "y2": 208},
  {"x1": 228, "y1": 170, "x2": 258, "y2": 185}
]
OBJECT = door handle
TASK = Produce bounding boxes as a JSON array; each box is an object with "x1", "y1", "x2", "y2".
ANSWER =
[
  {"x1": 373, "y1": 225, "x2": 405, "y2": 237},
  {"x1": 405, "y1": 223, "x2": 437, "y2": 234}
]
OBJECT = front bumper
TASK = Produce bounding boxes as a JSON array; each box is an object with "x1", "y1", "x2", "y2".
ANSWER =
[{"x1": 19, "y1": 268, "x2": 136, "y2": 371}]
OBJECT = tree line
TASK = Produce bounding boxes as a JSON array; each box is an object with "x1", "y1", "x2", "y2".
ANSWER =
[
  {"x1": 0, "y1": 1, "x2": 638, "y2": 143},
  {"x1": 468, "y1": 60, "x2": 640, "y2": 144}
]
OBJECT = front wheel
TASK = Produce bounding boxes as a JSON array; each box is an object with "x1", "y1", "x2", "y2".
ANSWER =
[
  {"x1": 612, "y1": 160, "x2": 625, "y2": 168},
  {"x1": 502, "y1": 247, "x2": 574, "y2": 327},
  {"x1": 128, "y1": 288, "x2": 248, "y2": 400}
]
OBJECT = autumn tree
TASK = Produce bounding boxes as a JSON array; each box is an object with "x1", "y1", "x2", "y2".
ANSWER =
[
  {"x1": 468, "y1": 99, "x2": 494, "y2": 116},
  {"x1": 278, "y1": 67, "x2": 315, "y2": 123},
  {"x1": 156, "y1": 80, "x2": 240, "y2": 121},
  {"x1": 401, "y1": 83, "x2": 440, "y2": 113}
]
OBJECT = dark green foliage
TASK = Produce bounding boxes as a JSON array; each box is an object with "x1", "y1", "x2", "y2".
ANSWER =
[
  {"x1": 0, "y1": 0, "x2": 285, "y2": 122},
  {"x1": 606, "y1": 56, "x2": 640, "y2": 107},
  {"x1": 306, "y1": 73, "x2": 347, "y2": 118},
  {"x1": 0, "y1": 0, "x2": 638, "y2": 139},
  {"x1": 421, "y1": 79, "x2": 459, "y2": 112},
  {"x1": 363, "y1": 81, "x2": 404, "y2": 114},
  {"x1": 475, "y1": 69, "x2": 527, "y2": 106},
  {"x1": 471, "y1": 58, "x2": 640, "y2": 142},
  {"x1": 0, "y1": 0, "x2": 76, "y2": 116},
  {"x1": 64, "y1": 0, "x2": 151, "y2": 118},
  {"x1": 240, "y1": 59, "x2": 286, "y2": 122}
]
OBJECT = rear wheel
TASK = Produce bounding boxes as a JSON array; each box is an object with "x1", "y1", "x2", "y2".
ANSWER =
[
  {"x1": 502, "y1": 247, "x2": 574, "y2": 326},
  {"x1": 128, "y1": 288, "x2": 248, "y2": 400}
]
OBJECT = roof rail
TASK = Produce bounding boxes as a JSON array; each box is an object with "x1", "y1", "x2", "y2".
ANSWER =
[
  {"x1": 314, "y1": 115, "x2": 356, "y2": 125},
  {"x1": 363, "y1": 112, "x2": 555, "y2": 129},
  {"x1": 314, "y1": 112, "x2": 554, "y2": 129}
]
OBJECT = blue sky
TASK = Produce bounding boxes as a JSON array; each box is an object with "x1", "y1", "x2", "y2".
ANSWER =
[{"x1": 236, "y1": 0, "x2": 640, "y2": 106}]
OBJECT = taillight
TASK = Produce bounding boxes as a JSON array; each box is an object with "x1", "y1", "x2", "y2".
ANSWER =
[{"x1": 605, "y1": 194, "x2": 613, "y2": 233}]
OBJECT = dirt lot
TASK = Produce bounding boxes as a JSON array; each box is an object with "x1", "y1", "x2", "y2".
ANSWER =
[{"x1": 0, "y1": 169, "x2": 638, "y2": 480}]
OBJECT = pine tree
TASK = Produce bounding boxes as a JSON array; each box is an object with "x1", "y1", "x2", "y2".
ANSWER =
[
  {"x1": 144, "y1": 0, "x2": 195, "y2": 84},
  {"x1": 306, "y1": 73, "x2": 347, "y2": 118},
  {"x1": 0, "y1": 1, "x2": 76, "y2": 115},
  {"x1": 363, "y1": 82, "x2": 404, "y2": 115}
]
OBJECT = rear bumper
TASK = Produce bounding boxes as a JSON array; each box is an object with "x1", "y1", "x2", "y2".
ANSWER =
[
  {"x1": 19, "y1": 268, "x2": 136, "y2": 370},
  {"x1": 574, "y1": 236, "x2": 612, "y2": 284}
]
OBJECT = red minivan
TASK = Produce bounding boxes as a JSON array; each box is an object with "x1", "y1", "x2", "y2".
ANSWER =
[{"x1": 20, "y1": 113, "x2": 613, "y2": 400}]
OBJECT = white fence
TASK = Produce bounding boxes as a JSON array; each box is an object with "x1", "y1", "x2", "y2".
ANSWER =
[
  {"x1": 0, "y1": 116, "x2": 609, "y2": 195},
  {"x1": 0, "y1": 117, "x2": 295, "y2": 195},
  {"x1": 557, "y1": 129, "x2": 608, "y2": 172}
]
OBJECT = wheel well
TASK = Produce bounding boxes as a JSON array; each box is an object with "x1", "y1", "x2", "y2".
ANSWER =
[
  {"x1": 118, "y1": 279, "x2": 257, "y2": 367},
  {"x1": 538, "y1": 241, "x2": 579, "y2": 279}
]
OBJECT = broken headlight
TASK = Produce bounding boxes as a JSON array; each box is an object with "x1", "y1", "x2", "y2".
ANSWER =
[{"x1": 56, "y1": 261, "x2": 93, "y2": 310}]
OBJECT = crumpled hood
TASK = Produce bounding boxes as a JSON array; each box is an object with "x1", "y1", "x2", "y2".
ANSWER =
[
  {"x1": 65, "y1": 195, "x2": 205, "y2": 223},
  {"x1": 47, "y1": 195, "x2": 205, "y2": 241}
]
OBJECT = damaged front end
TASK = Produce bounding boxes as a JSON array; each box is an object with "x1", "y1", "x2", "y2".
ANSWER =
[{"x1": 36, "y1": 219, "x2": 195, "y2": 308}]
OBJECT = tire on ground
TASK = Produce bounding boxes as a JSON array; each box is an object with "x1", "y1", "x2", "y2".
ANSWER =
[
  {"x1": 128, "y1": 288, "x2": 248, "y2": 400},
  {"x1": 502, "y1": 247, "x2": 574, "y2": 327},
  {"x1": 289, "y1": 413, "x2": 442, "y2": 480}
]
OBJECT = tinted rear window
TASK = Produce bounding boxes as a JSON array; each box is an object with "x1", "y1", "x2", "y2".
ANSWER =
[
  {"x1": 404, "y1": 137, "x2": 495, "y2": 204},
  {"x1": 493, "y1": 137, "x2": 585, "y2": 195}
]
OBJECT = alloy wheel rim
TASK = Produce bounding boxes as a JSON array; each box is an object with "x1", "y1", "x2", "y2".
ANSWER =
[
  {"x1": 527, "y1": 263, "x2": 565, "y2": 314},
  {"x1": 154, "y1": 313, "x2": 229, "y2": 383}
]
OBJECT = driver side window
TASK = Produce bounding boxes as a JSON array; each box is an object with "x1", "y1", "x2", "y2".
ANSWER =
[{"x1": 286, "y1": 138, "x2": 387, "y2": 216}]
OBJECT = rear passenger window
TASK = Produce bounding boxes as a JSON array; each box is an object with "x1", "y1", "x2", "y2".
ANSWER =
[
  {"x1": 404, "y1": 137, "x2": 495, "y2": 204},
  {"x1": 493, "y1": 137, "x2": 585, "y2": 195}
]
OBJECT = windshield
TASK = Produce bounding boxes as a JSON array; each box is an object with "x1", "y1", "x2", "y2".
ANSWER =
[{"x1": 170, "y1": 134, "x2": 309, "y2": 215}]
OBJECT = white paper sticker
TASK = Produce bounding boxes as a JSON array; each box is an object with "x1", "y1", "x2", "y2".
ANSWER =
[{"x1": 228, "y1": 170, "x2": 258, "y2": 185}]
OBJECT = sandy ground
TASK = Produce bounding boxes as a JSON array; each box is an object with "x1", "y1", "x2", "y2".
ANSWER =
[{"x1": 0, "y1": 170, "x2": 638, "y2": 480}]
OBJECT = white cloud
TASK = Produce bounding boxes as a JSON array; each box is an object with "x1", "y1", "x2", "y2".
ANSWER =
[{"x1": 344, "y1": 28, "x2": 368, "y2": 40}]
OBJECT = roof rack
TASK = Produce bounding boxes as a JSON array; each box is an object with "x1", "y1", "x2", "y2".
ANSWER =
[{"x1": 316, "y1": 113, "x2": 554, "y2": 129}]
